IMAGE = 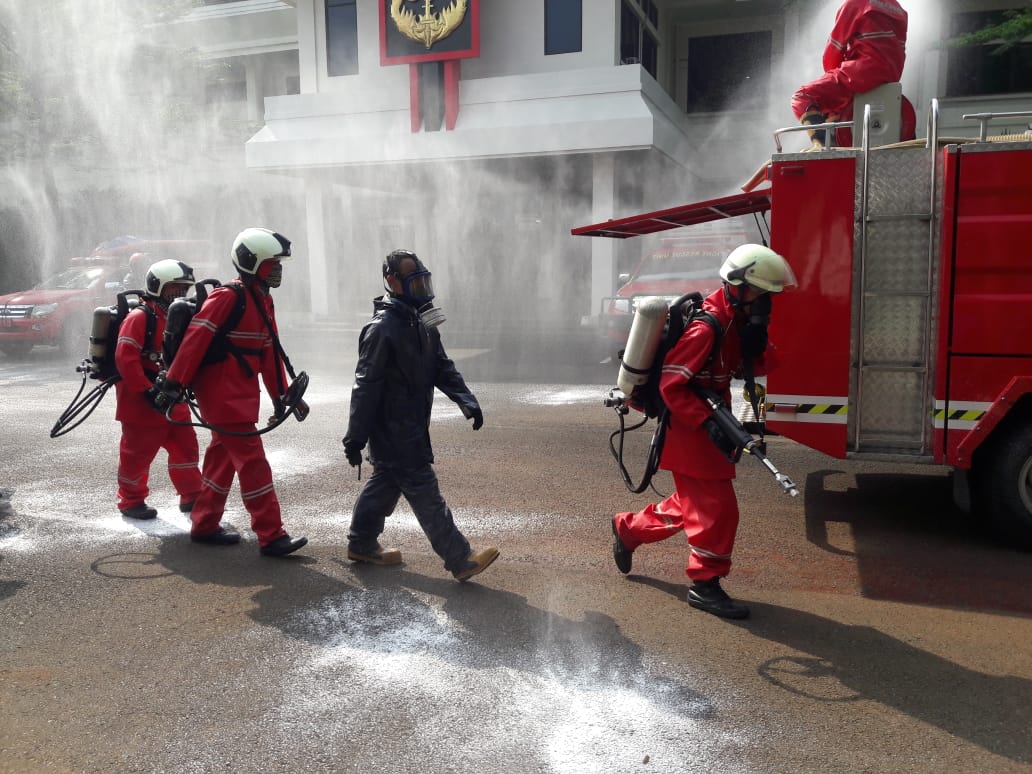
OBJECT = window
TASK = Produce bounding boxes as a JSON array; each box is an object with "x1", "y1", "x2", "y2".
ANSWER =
[
  {"x1": 205, "y1": 59, "x2": 247, "y2": 104},
  {"x1": 545, "y1": 0, "x2": 582, "y2": 55},
  {"x1": 684, "y1": 31, "x2": 771, "y2": 113},
  {"x1": 946, "y1": 10, "x2": 1032, "y2": 97},
  {"x1": 620, "y1": 0, "x2": 658, "y2": 78},
  {"x1": 326, "y1": 0, "x2": 358, "y2": 77}
]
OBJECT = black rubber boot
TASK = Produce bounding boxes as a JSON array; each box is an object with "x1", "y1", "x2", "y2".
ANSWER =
[
  {"x1": 260, "y1": 534, "x2": 308, "y2": 557},
  {"x1": 120, "y1": 504, "x2": 158, "y2": 520},
  {"x1": 611, "y1": 518, "x2": 633, "y2": 574},
  {"x1": 687, "y1": 577, "x2": 750, "y2": 620},
  {"x1": 190, "y1": 525, "x2": 241, "y2": 545}
]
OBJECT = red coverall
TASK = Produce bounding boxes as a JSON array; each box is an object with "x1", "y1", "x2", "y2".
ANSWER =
[
  {"x1": 164, "y1": 282, "x2": 290, "y2": 547},
  {"x1": 114, "y1": 301, "x2": 202, "y2": 512},
  {"x1": 791, "y1": 0, "x2": 916, "y2": 147},
  {"x1": 614, "y1": 288, "x2": 770, "y2": 581}
]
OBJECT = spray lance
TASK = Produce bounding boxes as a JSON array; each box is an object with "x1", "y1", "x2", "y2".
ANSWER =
[{"x1": 691, "y1": 385, "x2": 799, "y2": 497}]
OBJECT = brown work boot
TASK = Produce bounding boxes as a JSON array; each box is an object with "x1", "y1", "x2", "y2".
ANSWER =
[
  {"x1": 452, "y1": 546, "x2": 499, "y2": 582},
  {"x1": 347, "y1": 543, "x2": 403, "y2": 566}
]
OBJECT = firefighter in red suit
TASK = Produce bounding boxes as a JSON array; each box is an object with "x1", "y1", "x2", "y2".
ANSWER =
[
  {"x1": 611, "y1": 245, "x2": 797, "y2": 619},
  {"x1": 792, "y1": 0, "x2": 916, "y2": 148},
  {"x1": 114, "y1": 259, "x2": 202, "y2": 520},
  {"x1": 157, "y1": 228, "x2": 308, "y2": 557}
]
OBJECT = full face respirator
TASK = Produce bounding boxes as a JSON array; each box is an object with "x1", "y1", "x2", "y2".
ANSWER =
[{"x1": 384, "y1": 250, "x2": 446, "y2": 328}]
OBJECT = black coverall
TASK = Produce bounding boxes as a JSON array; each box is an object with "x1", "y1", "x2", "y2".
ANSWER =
[{"x1": 344, "y1": 295, "x2": 481, "y2": 572}]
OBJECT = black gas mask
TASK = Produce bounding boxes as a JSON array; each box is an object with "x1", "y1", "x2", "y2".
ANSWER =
[
  {"x1": 740, "y1": 291, "x2": 771, "y2": 358},
  {"x1": 384, "y1": 250, "x2": 446, "y2": 328}
]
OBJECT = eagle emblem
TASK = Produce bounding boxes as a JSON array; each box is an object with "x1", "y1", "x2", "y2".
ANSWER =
[{"x1": 390, "y1": 0, "x2": 468, "y2": 49}]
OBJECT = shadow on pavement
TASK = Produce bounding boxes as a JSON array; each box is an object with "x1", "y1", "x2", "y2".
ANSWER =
[
  {"x1": 803, "y1": 468, "x2": 1032, "y2": 614},
  {"x1": 735, "y1": 602, "x2": 1032, "y2": 766}
]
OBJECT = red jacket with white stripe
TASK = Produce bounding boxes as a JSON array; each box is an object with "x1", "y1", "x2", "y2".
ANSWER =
[
  {"x1": 792, "y1": 0, "x2": 915, "y2": 142},
  {"x1": 114, "y1": 300, "x2": 190, "y2": 424},
  {"x1": 164, "y1": 281, "x2": 287, "y2": 425},
  {"x1": 658, "y1": 288, "x2": 772, "y2": 480}
]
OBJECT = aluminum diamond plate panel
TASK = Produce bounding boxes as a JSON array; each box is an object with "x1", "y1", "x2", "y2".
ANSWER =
[
  {"x1": 857, "y1": 369, "x2": 925, "y2": 442},
  {"x1": 863, "y1": 220, "x2": 931, "y2": 292},
  {"x1": 862, "y1": 296, "x2": 928, "y2": 363},
  {"x1": 865, "y1": 148, "x2": 932, "y2": 215}
]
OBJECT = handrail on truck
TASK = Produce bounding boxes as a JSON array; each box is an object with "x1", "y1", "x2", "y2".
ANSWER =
[
  {"x1": 772, "y1": 120, "x2": 854, "y2": 153},
  {"x1": 961, "y1": 109, "x2": 1032, "y2": 141}
]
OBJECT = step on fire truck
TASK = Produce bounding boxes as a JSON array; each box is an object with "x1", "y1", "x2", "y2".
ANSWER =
[{"x1": 575, "y1": 100, "x2": 1032, "y2": 549}]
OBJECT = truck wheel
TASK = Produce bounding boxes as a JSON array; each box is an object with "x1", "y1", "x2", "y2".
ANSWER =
[
  {"x1": 973, "y1": 420, "x2": 1032, "y2": 551},
  {"x1": 0, "y1": 341, "x2": 33, "y2": 357}
]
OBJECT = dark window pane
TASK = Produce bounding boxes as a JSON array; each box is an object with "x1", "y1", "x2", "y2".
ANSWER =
[
  {"x1": 946, "y1": 10, "x2": 1032, "y2": 97},
  {"x1": 545, "y1": 0, "x2": 582, "y2": 55},
  {"x1": 686, "y1": 31, "x2": 771, "y2": 113},
  {"x1": 641, "y1": 30, "x2": 657, "y2": 78},
  {"x1": 620, "y1": 2, "x2": 640, "y2": 64},
  {"x1": 326, "y1": 0, "x2": 358, "y2": 77}
]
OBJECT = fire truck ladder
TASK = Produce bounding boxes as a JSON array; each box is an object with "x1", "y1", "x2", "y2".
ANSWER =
[{"x1": 850, "y1": 101, "x2": 942, "y2": 457}]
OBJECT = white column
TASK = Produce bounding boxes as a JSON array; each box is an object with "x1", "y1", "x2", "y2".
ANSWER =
[
  {"x1": 589, "y1": 153, "x2": 617, "y2": 320},
  {"x1": 305, "y1": 179, "x2": 332, "y2": 318},
  {"x1": 296, "y1": 0, "x2": 319, "y2": 94}
]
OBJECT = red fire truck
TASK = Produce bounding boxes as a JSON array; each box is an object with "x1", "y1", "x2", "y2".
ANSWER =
[
  {"x1": 575, "y1": 102, "x2": 1032, "y2": 549},
  {"x1": 596, "y1": 228, "x2": 743, "y2": 358}
]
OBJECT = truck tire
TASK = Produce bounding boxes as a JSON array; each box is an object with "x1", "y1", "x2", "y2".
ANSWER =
[{"x1": 973, "y1": 420, "x2": 1032, "y2": 551}]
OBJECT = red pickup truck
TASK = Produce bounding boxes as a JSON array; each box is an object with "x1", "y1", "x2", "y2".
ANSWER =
[{"x1": 0, "y1": 237, "x2": 213, "y2": 357}]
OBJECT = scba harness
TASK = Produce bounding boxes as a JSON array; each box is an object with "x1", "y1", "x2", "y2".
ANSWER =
[
  {"x1": 158, "y1": 280, "x2": 309, "y2": 435},
  {"x1": 50, "y1": 291, "x2": 160, "y2": 437},
  {"x1": 605, "y1": 292, "x2": 723, "y2": 494}
]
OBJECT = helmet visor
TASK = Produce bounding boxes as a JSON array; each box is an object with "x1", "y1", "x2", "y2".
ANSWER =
[{"x1": 401, "y1": 270, "x2": 435, "y2": 304}]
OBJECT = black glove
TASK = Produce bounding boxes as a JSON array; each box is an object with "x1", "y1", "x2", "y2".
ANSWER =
[
  {"x1": 149, "y1": 377, "x2": 184, "y2": 414},
  {"x1": 470, "y1": 407, "x2": 484, "y2": 431},
  {"x1": 269, "y1": 398, "x2": 286, "y2": 426},
  {"x1": 144, "y1": 387, "x2": 163, "y2": 412},
  {"x1": 342, "y1": 439, "x2": 364, "y2": 467},
  {"x1": 703, "y1": 416, "x2": 742, "y2": 463}
]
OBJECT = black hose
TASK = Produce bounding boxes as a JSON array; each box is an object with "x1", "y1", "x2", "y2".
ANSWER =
[{"x1": 50, "y1": 374, "x2": 117, "y2": 438}]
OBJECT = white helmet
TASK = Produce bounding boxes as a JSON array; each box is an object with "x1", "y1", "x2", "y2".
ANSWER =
[
  {"x1": 719, "y1": 244, "x2": 797, "y2": 293},
  {"x1": 231, "y1": 228, "x2": 291, "y2": 275},
  {"x1": 145, "y1": 259, "x2": 195, "y2": 298}
]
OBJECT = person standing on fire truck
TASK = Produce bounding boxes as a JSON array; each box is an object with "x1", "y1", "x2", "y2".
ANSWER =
[
  {"x1": 610, "y1": 245, "x2": 797, "y2": 619},
  {"x1": 792, "y1": 0, "x2": 916, "y2": 148},
  {"x1": 114, "y1": 259, "x2": 202, "y2": 520},
  {"x1": 342, "y1": 249, "x2": 499, "y2": 582},
  {"x1": 154, "y1": 228, "x2": 308, "y2": 557}
]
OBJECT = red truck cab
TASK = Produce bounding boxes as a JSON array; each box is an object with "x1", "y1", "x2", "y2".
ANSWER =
[{"x1": 0, "y1": 237, "x2": 213, "y2": 357}]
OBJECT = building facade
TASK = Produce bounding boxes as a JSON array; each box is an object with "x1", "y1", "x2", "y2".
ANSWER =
[{"x1": 177, "y1": 0, "x2": 1032, "y2": 329}]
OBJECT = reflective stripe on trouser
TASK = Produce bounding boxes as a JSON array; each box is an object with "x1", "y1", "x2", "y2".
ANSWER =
[
  {"x1": 117, "y1": 420, "x2": 202, "y2": 511},
  {"x1": 349, "y1": 464, "x2": 471, "y2": 572},
  {"x1": 190, "y1": 425, "x2": 287, "y2": 547},
  {"x1": 614, "y1": 472, "x2": 740, "y2": 581}
]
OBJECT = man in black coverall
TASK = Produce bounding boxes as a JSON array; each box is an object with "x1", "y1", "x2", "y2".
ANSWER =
[{"x1": 342, "y1": 249, "x2": 499, "y2": 582}]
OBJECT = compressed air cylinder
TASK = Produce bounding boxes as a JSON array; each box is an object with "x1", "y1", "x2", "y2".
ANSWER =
[
  {"x1": 616, "y1": 296, "x2": 670, "y2": 397},
  {"x1": 88, "y1": 306, "x2": 113, "y2": 364}
]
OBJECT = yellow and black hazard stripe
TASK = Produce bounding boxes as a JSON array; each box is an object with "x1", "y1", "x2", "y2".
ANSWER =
[
  {"x1": 764, "y1": 395, "x2": 848, "y2": 424},
  {"x1": 933, "y1": 401, "x2": 989, "y2": 430},
  {"x1": 792, "y1": 403, "x2": 848, "y2": 416}
]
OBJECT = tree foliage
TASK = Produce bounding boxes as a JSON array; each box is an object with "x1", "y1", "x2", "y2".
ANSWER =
[{"x1": 944, "y1": 7, "x2": 1032, "y2": 53}]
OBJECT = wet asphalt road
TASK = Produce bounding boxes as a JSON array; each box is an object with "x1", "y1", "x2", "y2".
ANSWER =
[{"x1": 1, "y1": 324, "x2": 1031, "y2": 773}]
